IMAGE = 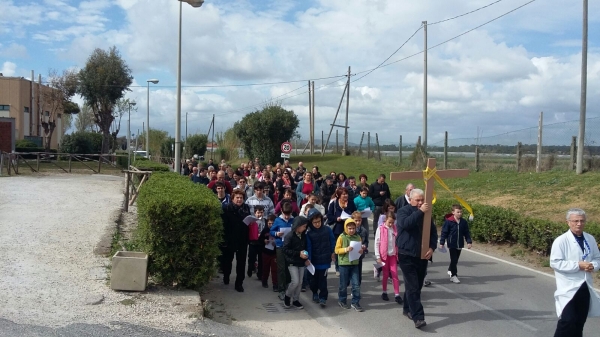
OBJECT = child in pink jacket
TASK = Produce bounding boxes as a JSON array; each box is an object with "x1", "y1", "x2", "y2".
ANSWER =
[{"x1": 375, "y1": 211, "x2": 402, "y2": 304}]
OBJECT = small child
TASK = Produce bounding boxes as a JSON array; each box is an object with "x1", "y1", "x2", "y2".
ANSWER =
[
  {"x1": 335, "y1": 219, "x2": 364, "y2": 312},
  {"x1": 351, "y1": 211, "x2": 368, "y2": 285},
  {"x1": 375, "y1": 211, "x2": 402, "y2": 304},
  {"x1": 301, "y1": 203, "x2": 314, "y2": 218},
  {"x1": 282, "y1": 217, "x2": 310, "y2": 309},
  {"x1": 270, "y1": 202, "x2": 295, "y2": 300},
  {"x1": 374, "y1": 199, "x2": 395, "y2": 281},
  {"x1": 306, "y1": 209, "x2": 335, "y2": 307},
  {"x1": 247, "y1": 205, "x2": 265, "y2": 278},
  {"x1": 300, "y1": 193, "x2": 326, "y2": 217},
  {"x1": 261, "y1": 214, "x2": 278, "y2": 291},
  {"x1": 439, "y1": 204, "x2": 472, "y2": 284},
  {"x1": 353, "y1": 187, "x2": 375, "y2": 242}
]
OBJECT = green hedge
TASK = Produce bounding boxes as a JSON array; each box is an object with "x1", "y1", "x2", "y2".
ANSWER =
[
  {"x1": 136, "y1": 172, "x2": 223, "y2": 288},
  {"x1": 132, "y1": 161, "x2": 170, "y2": 172},
  {"x1": 432, "y1": 199, "x2": 600, "y2": 255}
]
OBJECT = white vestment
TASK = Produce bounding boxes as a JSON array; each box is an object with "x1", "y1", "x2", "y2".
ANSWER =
[{"x1": 550, "y1": 230, "x2": 600, "y2": 318}]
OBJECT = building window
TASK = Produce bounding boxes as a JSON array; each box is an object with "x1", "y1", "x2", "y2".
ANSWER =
[
  {"x1": 24, "y1": 107, "x2": 29, "y2": 113},
  {"x1": 0, "y1": 105, "x2": 9, "y2": 110}
]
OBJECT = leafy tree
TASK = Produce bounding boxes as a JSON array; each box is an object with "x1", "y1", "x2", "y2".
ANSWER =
[
  {"x1": 75, "y1": 104, "x2": 97, "y2": 133},
  {"x1": 60, "y1": 131, "x2": 103, "y2": 154},
  {"x1": 41, "y1": 69, "x2": 79, "y2": 151},
  {"x1": 233, "y1": 105, "x2": 299, "y2": 165},
  {"x1": 109, "y1": 98, "x2": 136, "y2": 152},
  {"x1": 78, "y1": 46, "x2": 133, "y2": 154},
  {"x1": 160, "y1": 137, "x2": 175, "y2": 158},
  {"x1": 215, "y1": 127, "x2": 241, "y2": 161},
  {"x1": 185, "y1": 133, "x2": 208, "y2": 158},
  {"x1": 138, "y1": 128, "x2": 168, "y2": 158}
]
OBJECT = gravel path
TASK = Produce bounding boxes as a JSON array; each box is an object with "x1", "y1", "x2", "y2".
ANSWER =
[{"x1": 0, "y1": 174, "x2": 251, "y2": 336}]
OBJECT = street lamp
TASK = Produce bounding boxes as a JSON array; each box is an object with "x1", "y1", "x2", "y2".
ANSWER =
[
  {"x1": 175, "y1": 0, "x2": 204, "y2": 174},
  {"x1": 127, "y1": 101, "x2": 137, "y2": 169},
  {"x1": 146, "y1": 79, "x2": 159, "y2": 158}
]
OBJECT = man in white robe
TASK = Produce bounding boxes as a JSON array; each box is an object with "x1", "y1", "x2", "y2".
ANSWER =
[{"x1": 550, "y1": 208, "x2": 600, "y2": 337}]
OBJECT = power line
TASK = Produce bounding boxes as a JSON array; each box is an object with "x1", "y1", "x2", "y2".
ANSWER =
[
  {"x1": 428, "y1": 0, "x2": 505, "y2": 25},
  {"x1": 353, "y1": 0, "x2": 537, "y2": 77},
  {"x1": 351, "y1": 24, "x2": 423, "y2": 83}
]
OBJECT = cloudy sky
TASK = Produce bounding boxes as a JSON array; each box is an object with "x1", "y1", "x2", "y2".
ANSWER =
[{"x1": 1, "y1": 0, "x2": 599, "y2": 146}]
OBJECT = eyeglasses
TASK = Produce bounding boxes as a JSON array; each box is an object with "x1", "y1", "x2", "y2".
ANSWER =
[{"x1": 568, "y1": 220, "x2": 586, "y2": 223}]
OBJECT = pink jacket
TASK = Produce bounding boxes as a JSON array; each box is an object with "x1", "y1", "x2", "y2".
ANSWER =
[{"x1": 378, "y1": 224, "x2": 397, "y2": 260}]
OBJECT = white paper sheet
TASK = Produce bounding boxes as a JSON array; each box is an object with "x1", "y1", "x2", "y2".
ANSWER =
[
  {"x1": 438, "y1": 245, "x2": 447, "y2": 253},
  {"x1": 360, "y1": 209, "x2": 372, "y2": 218},
  {"x1": 306, "y1": 263, "x2": 316, "y2": 275},
  {"x1": 348, "y1": 241, "x2": 362, "y2": 261},
  {"x1": 265, "y1": 239, "x2": 275, "y2": 250},
  {"x1": 340, "y1": 211, "x2": 352, "y2": 220},
  {"x1": 279, "y1": 227, "x2": 292, "y2": 241},
  {"x1": 243, "y1": 215, "x2": 260, "y2": 226},
  {"x1": 373, "y1": 262, "x2": 386, "y2": 268}
]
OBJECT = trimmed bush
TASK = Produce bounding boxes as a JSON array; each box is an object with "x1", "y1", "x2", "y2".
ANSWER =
[
  {"x1": 432, "y1": 198, "x2": 600, "y2": 254},
  {"x1": 136, "y1": 172, "x2": 223, "y2": 288},
  {"x1": 16, "y1": 139, "x2": 37, "y2": 148},
  {"x1": 132, "y1": 161, "x2": 170, "y2": 172},
  {"x1": 60, "y1": 132, "x2": 103, "y2": 154}
]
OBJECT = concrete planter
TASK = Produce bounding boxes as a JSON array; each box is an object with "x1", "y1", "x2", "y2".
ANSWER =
[{"x1": 111, "y1": 251, "x2": 148, "y2": 291}]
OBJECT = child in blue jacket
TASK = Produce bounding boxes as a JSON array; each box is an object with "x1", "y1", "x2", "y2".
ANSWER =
[
  {"x1": 306, "y1": 209, "x2": 336, "y2": 307},
  {"x1": 439, "y1": 204, "x2": 472, "y2": 284},
  {"x1": 270, "y1": 201, "x2": 295, "y2": 299}
]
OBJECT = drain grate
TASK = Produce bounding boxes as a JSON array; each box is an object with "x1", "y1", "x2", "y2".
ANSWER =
[{"x1": 261, "y1": 302, "x2": 293, "y2": 314}]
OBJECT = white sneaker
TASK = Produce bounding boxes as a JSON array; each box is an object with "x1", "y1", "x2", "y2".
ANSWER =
[
  {"x1": 447, "y1": 270, "x2": 452, "y2": 277},
  {"x1": 450, "y1": 276, "x2": 460, "y2": 284}
]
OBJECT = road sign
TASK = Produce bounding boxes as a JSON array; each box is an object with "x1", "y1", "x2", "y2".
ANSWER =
[
  {"x1": 281, "y1": 141, "x2": 292, "y2": 154},
  {"x1": 281, "y1": 153, "x2": 290, "y2": 158}
]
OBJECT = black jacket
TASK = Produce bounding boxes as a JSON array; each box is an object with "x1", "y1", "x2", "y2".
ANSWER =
[
  {"x1": 221, "y1": 202, "x2": 251, "y2": 249},
  {"x1": 395, "y1": 194, "x2": 410, "y2": 210},
  {"x1": 320, "y1": 183, "x2": 336, "y2": 205},
  {"x1": 396, "y1": 204, "x2": 437, "y2": 258},
  {"x1": 346, "y1": 185, "x2": 360, "y2": 200},
  {"x1": 306, "y1": 210, "x2": 335, "y2": 268},
  {"x1": 260, "y1": 225, "x2": 276, "y2": 255},
  {"x1": 369, "y1": 181, "x2": 391, "y2": 206},
  {"x1": 440, "y1": 214, "x2": 472, "y2": 249},
  {"x1": 283, "y1": 217, "x2": 309, "y2": 267}
]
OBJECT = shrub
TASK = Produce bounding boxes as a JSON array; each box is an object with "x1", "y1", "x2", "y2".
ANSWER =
[
  {"x1": 432, "y1": 198, "x2": 600, "y2": 255},
  {"x1": 132, "y1": 161, "x2": 170, "y2": 172},
  {"x1": 16, "y1": 139, "x2": 37, "y2": 148},
  {"x1": 60, "y1": 132, "x2": 103, "y2": 154},
  {"x1": 136, "y1": 172, "x2": 223, "y2": 289}
]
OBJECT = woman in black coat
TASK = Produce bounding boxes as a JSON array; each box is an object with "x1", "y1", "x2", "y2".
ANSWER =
[{"x1": 221, "y1": 189, "x2": 251, "y2": 292}]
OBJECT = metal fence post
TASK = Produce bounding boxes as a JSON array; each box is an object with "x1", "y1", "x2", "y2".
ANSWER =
[
  {"x1": 444, "y1": 131, "x2": 448, "y2": 169},
  {"x1": 475, "y1": 146, "x2": 480, "y2": 172},
  {"x1": 516, "y1": 142, "x2": 522, "y2": 172}
]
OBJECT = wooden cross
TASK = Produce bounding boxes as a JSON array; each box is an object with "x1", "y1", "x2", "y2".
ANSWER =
[{"x1": 390, "y1": 158, "x2": 469, "y2": 259}]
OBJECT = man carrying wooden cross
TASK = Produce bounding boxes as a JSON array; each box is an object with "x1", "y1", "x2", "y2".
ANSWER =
[{"x1": 393, "y1": 158, "x2": 470, "y2": 329}]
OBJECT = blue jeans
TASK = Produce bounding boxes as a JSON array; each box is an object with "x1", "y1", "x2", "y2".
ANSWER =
[{"x1": 338, "y1": 265, "x2": 360, "y2": 305}]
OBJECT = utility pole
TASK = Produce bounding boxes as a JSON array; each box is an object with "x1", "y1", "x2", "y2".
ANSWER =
[
  {"x1": 311, "y1": 81, "x2": 315, "y2": 155},
  {"x1": 142, "y1": 122, "x2": 145, "y2": 150},
  {"x1": 343, "y1": 66, "x2": 350, "y2": 156},
  {"x1": 422, "y1": 21, "x2": 428, "y2": 151},
  {"x1": 185, "y1": 112, "x2": 188, "y2": 158},
  {"x1": 308, "y1": 80, "x2": 312, "y2": 154},
  {"x1": 576, "y1": 0, "x2": 588, "y2": 174},
  {"x1": 211, "y1": 114, "x2": 215, "y2": 160}
]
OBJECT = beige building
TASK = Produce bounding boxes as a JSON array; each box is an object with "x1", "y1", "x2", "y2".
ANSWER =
[{"x1": 0, "y1": 72, "x2": 64, "y2": 150}]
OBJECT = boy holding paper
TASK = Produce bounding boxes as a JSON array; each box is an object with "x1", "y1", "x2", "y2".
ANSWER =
[
  {"x1": 270, "y1": 202, "x2": 295, "y2": 300},
  {"x1": 335, "y1": 219, "x2": 364, "y2": 312},
  {"x1": 306, "y1": 209, "x2": 336, "y2": 307}
]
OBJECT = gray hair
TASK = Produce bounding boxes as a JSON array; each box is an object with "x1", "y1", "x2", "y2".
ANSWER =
[
  {"x1": 566, "y1": 208, "x2": 586, "y2": 221},
  {"x1": 410, "y1": 188, "x2": 425, "y2": 199},
  {"x1": 406, "y1": 183, "x2": 415, "y2": 190}
]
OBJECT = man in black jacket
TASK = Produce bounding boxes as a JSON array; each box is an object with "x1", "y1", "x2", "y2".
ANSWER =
[
  {"x1": 221, "y1": 190, "x2": 251, "y2": 292},
  {"x1": 395, "y1": 183, "x2": 414, "y2": 210},
  {"x1": 396, "y1": 188, "x2": 437, "y2": 329},
  {"x1": 369, "y1": 174, "x2": 391, "y2": 234}
]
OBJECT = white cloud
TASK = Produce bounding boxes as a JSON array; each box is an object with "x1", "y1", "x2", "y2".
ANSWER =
[{"x1": 1, "y1": 61, "x2": 17, "y2": 76}]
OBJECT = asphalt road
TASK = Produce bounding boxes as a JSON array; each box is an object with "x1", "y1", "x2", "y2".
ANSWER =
[{"x1": 204, "y1": 239, "x2": 600, "y2": 337}]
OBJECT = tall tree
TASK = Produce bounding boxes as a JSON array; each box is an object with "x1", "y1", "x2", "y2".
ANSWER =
[
  {"x1": 78, "y1": 46, "x2": 133, "y2": 154},
  {"x1": 75, "y1": 104, "x2": 97, "y2": 133},
  {"x1": 185, "y1": 133, "x2": 208, "y2": 158},
  {"x1": 233, "y1": 104, "x2": 299, "y2": 164},
  {"x1": 109, "y1": 98, "x2": 136, "y2": 152},
  {"x1": 41, "y1": 69, "x2": 79, "y2": 151}
]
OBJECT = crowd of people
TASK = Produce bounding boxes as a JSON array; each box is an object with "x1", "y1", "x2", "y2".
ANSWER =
[{"x1": 182, "y1": 157, "x2": 600, "y2": 333}]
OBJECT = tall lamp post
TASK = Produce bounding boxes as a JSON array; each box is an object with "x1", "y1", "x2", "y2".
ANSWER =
[
  {"x1": 175, "y1": 0, "x2": 204, "y2": 174},
  {"x1": 146, "y1": 79, "x2": 159, "y2": 158},
  {"x1": 127, "y1": 101, "x2": 136, "y2": 169}
]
